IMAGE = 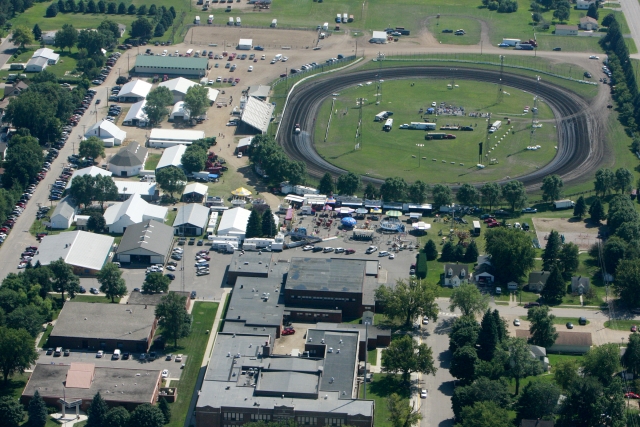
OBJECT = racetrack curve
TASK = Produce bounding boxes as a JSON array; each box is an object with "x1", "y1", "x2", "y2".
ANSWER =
[{"x1": 278, "y1": 66, "x2": 605, "y2": 190}]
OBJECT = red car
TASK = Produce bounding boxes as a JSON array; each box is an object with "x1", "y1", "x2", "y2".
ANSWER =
[
  {"x1": 632, "y1": 325, "x2": 638, "y2": 333},
  {"x1": 0, "y1": 227, "x2": 9, "y2": 233},
  {"x1": 235, "y1": 78, "x2": 240, "y2": 83},
  {"x1": 345, "y1": 249, "x2": 356, "y2": 254},
  {"x1": 626, "y1": 392, "x2": 640, "y2": 399},
  {"x1": 197, "y1": 255, "x2": 211, "y2": 261},
  {"x1": 281, "y1": 328, "x2": 295, "y2": 336},
  {"x1": 487, "y1": 222, "x2": 500, "y2": 228}
]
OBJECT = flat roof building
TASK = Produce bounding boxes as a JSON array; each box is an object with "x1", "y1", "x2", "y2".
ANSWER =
[
  {"x1": 31, "y1": 231, "x2": 114, "y2": 275},
  {"x1": 115, "y1": 219, "x2": 174, "y2": 265},
  {"x1": 48, "y1": 301, "x2": 158, "y2": 352},
  {"x1": 135, "y1": 55, "x2": 209, "y2": 78},
  {"x1": 227, "y1": 250, "x2": 274, "y2": 285},
  {"x1": 148, "y1": 128, "x2": 206, "y2": 148}
]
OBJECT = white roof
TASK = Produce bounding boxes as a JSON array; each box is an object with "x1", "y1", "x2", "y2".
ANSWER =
[
  {"x1": 26, "y1": 57, "x2": 48, "y2": 69},
  {"x1": 85, "y1": 119, "x2": 127, "y2": 142},
  {"x1": 114, "y1": 180, "x2": 157, "y2": 196},
  {"x1": 217, "y1": 207, "x2": 251, "y2": 235},
  {"x1": 183, "y1": 182, "x2": 208, "y2": 196},
  {"x1": 239, "y1": 38, "x2": 253, "y2": 46},
  {"x1": 32, "y1": 231, "x2": 114, "y2": 271},
  {"x1": 156, "y1": 144, "x2": 187, "y2": 170},
  {"x1": 33, "y1": 47, "x2": 60, "y2": 62},
  {"x1": 149, "y1": 128, "x2": 206, "y2": 143},
  {"x1": 118, "y1": 79, "x2": 153, "y2": 99},
  {"x1": 123, "y1": 99, "x2": 148, "y2": 123},
  {"x1": 66, "y1": 166, "x2": 112, "y2": 189},
  {"x1": 372, "y1": 31, "x2": 388, "y2": 40},
  {"x1": 104, "y1": 194, "x2": 167, "y2": 226},
  {"x1": 240, "y1": 96, "x2": 274, "y2": 133},
  {"x1": 50, "y1": 196, "x2": 77, "y2": 221},
  {"x1": 171, "y1": 101, "x2": 189, "y2": 119},
  {"x1": 159, "y1": 77, "x2": 198, "y2": 95},
  {"x1": 237, "y1": 136, "x2": 253, "y2": 149},
  {"x1": 207, "y1": 88, "x2": 219, "y2": 102},
  {"x1": 174, "y1": 203, "x2": 210, "y2": 227}
]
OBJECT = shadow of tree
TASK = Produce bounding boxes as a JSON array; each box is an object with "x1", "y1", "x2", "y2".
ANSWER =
[{"x1": 368, "y1": 374, "x2": 411, "y2": 399}]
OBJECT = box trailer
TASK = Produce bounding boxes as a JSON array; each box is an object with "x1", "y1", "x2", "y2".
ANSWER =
[
  {"x1": 235, "y1": 17, "x2": 241, "y2": 25},
  {"x1": 489, "y1": 120, "x2": 502, "y2": 133},
  {"x1": 383, "y1": 118, "x2": 393, "y2": 131},
  {"x1": 502, "y1": 38, "x2": 521, "y2": 46},
  {"x1": 228, "y1": 17, "x2": 233, "y2": 25},
  {"x1": 342, "y1": 13, "x2": 348, "y2": 23},
  {"x1": 323, "y1": 22, "x2": 329, "y2": 30},
  {"x1": 374, "y1": 111, "x2": 388, "y2": 121},
  {"x1": 425, "y1": 133, "x2": 447, "y2": 140},
  {"x1": 271, "y1": 18, "x2": 277, "y2": 27},
  {"x1": 516, "y1": 43, "x2": 534, "y2": 50},
  {"x1": 348, "y1": 14, "x2": 354, "y2": 22},
  {"x1": 409, "y1": 122, "x2": 436, "y2": 130},
  {"x1": 194, "y1": 15, "x2": 201, "y2": 24},
  {"x1": 208, "y1": 14, "x2": 214, "y2": 23},
  {"x1": 554, "y1": 200, "x2": 575, "y2": 210},
  {"x1": 243, "y1": 238, "x2": 275, "y2": 251},
  {"x1": 473, "y1": 221, "x2": 481, "y2": 235}
]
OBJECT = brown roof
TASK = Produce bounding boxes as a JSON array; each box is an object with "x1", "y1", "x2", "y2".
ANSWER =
[
  {"x1": 580, "y1": 16, "x2": 597, "y2": 23},
  {"x1": 516, "y1": 330, "x2": 592, "y2": 346},
  {"x1": 65, "y1": 363, "x2": 95, "y2": 389}
]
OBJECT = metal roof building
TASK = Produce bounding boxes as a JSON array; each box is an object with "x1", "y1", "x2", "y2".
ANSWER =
[
  {"x1": 115, "y1": 219, "x2": 174, "y2": 264},
  {"x1": 156, "y1": 144, "x2": 187, "y2": 170},
  {"x1": 240, "y1": 96, "x2": 274, "y2": 134},
  {"x1": 85, "y1": 119, "x2": 127, "y2": 147},
  {"x1": 159, "y1": 77, "x2": 199, "y2": 103},
  {"x1": 108, "y1": 142, "x2": 148, "y2": 177},
  {"x1": 104, "y1": 194, "x2": 168, "y2": 233},
  {"x1": 182, "y1": 182, "x2": 208, "y2": 202},
  {"x1": 148, "y1": 128, "x2": 205, "y2": 148},
  {"x1": 134, "y1": 55, "x2": 209, "y2": 78},
  {"x1": 114, "y1": 180, "x2": 158, "y2": 201},
  {"x1": 247, "y1": 85, "x2": 270, "y2": 100},
  {"x1": 174, "y1": 203, "x2": 210, "y2": 236},
  {"x1": 117, "y1": 79, "x2": 152, "y2": 102},
  {"x1": 122, "y1": 99, "x2": 149, "y2": 127},
  {"x1": 66, "y1": 166, "x2": 113, "y2": 189},
  {"x1": 49, "y1": 196, "x2": 77, "y2": 229},
  {"x1": 31, "y1": 231, "x2": 114, "y2": 275},
  {"x1": 217, "y1": 207, "x2": 251, "y2": 237}
]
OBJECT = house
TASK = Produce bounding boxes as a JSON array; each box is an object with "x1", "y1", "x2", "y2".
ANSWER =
[
  {"x1": 104, "y1": 194, "x2": 168, "y2": 233},
  {"x1": 4, "y1": 81, "x2": 28, "y2": 97},
  {"x1": 117, "y1": 79, "x2": 152, "y2": 102},
  {"x1": 529, "y1": 344, "x2": 550, "y2": 371},
  {"x1": 159, "y1": 77, "x2": 199, "y2": 103},
  {"x1": 474, "y1": 262, "x2": 494, "y2": 285},
  {"x1": 173, "y1": 203, "x2": 210, "y2": 236},
  {"x1": 528, "y1": 271, "x2": 550, "y2": 292},
  {"x1": 75, "y1": 215, "x2": 89, "y2": 230},
  {"x1": 48, "y1": 196, "x2": 78, "y2": 229},
  {"x1": 41, "y1": 31, "x2": 57, "y2": 44},
  {"x1": 571, "y1": 276, "x2": 590, "y2": 295},
  {"x1": 121, "y1": 100, "x2": 149, "y2": 127},
  {"x1": 555, "y1": 25, "x2": 578, "y2": 36},
  {"x1": 516, "y1": 330, "x2": 592, "y2": 354},
  {"x1": 520, "y1": 420, "x2": 554, "y2": 427},
  {"x1": 32, "y1": 48, "x2": 60, "y2": 64},
  {"x1": 85, "y1": 119, "x2": 127, "y2": 147},
  {"x1": 31, "y1": 231, "x2": 114, "y2": 275},
  {"x1": 25, "y1": 57, "x2": 49, "y2": 73},
  {"x1": 66, "y1": 166, "x2": 113, "y2": 189},
  {"x1": 579, "y1": 16, "x2": 599, "y2": 31},
  {"x1": 443, "y1": 263, "x2": 470, "y2": 287},
  {"x1": 108, "y1": 142, "x2": 148, "y2": 177},
  {"x1": 182, "y1": 182, "x2": 208, "y2": 202},
  {"x1": 115, "y1": 219, "x2": 174, "y2": 264},
  {"x1": 576, "y1": 0, "x2": 596, "y2": 9},
  {"x1": 156, "y1": 144, "x2": 187, "y2": 171}
]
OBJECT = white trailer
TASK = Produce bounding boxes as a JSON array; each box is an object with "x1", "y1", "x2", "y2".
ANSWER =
[
  {"x1": 374, "y1": 111, "x2": 388, "y2": 121},
  {"x1": 323, "y1": 22, "x2": 329, "y2": 30},
  {"x1": 271, "y1": 18, "x2": 277, "y2": 27},
  {"x1": 501, "y1": 38, "x2": 521, "y2": 46},
  {"x1": 194, "y1": 15, "x2": 201, "y2": 24},
  {"x1": 409, "y1": 122, "x2": 436, "y2": 130},
  {"x1": 342, "y1": 13, "x2": 348, "y2": 23},
  {"x1": 383, "y1": 118, "x2": 393, "y2": 131},
  {"x1": 208, "y1": 14, "x2": 214, "y2": 23},
  {"x1": 554, "y1": 199, "x2": 575, "y2": 210},
  {"x1": 228, "y1": 17, "x2": 234, "y2": 25},
  {"x1": 235, "y1": 17, "x2": 241, "y2": 25},
  {"x1": 489, "y1": 120, "x2": 502, "y2": 133},
  {"x1": 243, "y1": 238, "x2": 275, "y2": 251},
  {"x1": 210, "y1": 241, "x2": 237, "y2": 253}
]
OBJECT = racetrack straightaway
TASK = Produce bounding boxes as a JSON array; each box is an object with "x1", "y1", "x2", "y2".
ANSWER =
[{"x1": 278, "y1": 66, "x2": 605, "y2": 190}]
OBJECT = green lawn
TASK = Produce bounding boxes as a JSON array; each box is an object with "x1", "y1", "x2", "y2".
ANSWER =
[
  {"x1": 604, "y1": 319, "x2": 638, "y2": 331},
  {"x1": 38, "y1": 324, "x2": 53, "y2": 348},
  {"x1": 426, "y1": 17, "x2": 481, "y2": 45},
  {"x1": 144, "y1": 153, "x2": 162, "y2": 170},
  {"x1": 29, "y1": 219, "x2": 76, "y2": 236},
  {"x1": 0, "y1": 373, "x2": 30, "y2": 399},
  {"x1": 359, "y1": 374, "x2": 410, "y2": 427},
  {"x1": 164, "y1": 301, "x2": 218, "y2": 427},
  {"x1": 70, "y1": 295, "x2": 121, "y2": 303},
  {"x1": 368, "y1": 348, "x2": 378, "y2": 366},
  {"x1": 519, "y1": 315, "x2": 589, "y2": 325},
  {"x1": 165, "y1": 209, "x2": 177, "y2": 226}
]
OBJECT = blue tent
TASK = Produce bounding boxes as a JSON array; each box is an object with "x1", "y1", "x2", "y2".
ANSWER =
[
  {"x1": 426, "y1": 108, "x2": 435, "y2": 114},
  {"x1": 341, "y1": 217, "x2": 357, "y2": 227}
]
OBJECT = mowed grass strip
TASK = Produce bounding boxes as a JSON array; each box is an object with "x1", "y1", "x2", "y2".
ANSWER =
[
  {"x1": 359, "y1": 374, "x2": 410, "y2": 427},
  {"x1": 604, "y1": 319, "x2": 639, "y2": 331}
]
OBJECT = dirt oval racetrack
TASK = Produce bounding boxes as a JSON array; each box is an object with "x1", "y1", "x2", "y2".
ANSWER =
[{"x1": 277, "y1": 66, "x2": 605, "y2": 189}]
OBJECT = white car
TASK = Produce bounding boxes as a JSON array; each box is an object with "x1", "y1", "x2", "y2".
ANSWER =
[
  {"x1": 378, "y1": 251, "x2": 389, "y2": 257},
  {"x1": 17, "y1": 262, "x2": 27, "y2": 269},
  {"x1": 248, "y1": 66, "x2": 253, "y2": 72},
  {"x1": 420, "y1": 389, "x2": 428, "y2": 399},
  {"x1": 173, "y1": 248, "x2": 183, "y2": 254},
  {"x1": 270, "y1": 59, "x2": 276, "y2": 64},
  {"x1": 175, "y1": 354, "x2": 183, "y2": 362},
  {"x1": 237, "y1": 152, "x2": 243, "y2": 158},
  {"x1": 282, "y1": 56, "x2": 288, "y2": 62},
  {"x1": 162, "y1": 369, "x2": 169, "y2": 378},
  {"x1": 167, "y1": 265, "x2": 176, "y2": 271},
  {"x1": 334, "y1": 248, "x2": 345, "y2": 254},
  {"x1": 422, "y1": 316, "x2": 429, "y2": 325},
  {"x1": 96, "y1": 350, "x2": 104, "y2": 358},
  {"x1": 389, "y1": 254, "x2": 395, "y2": 259},
  {"x1": 216, "y1": 76, "x2": 222, "y2": 82},
  {"x1": 589, "y1": 55, "x2": 599, "y2": 59},
  {"x1": 514, "y1": 319, "x2": 521, "y2": 326},
  {"x1": 303, "y1": 245, "x2": 314, "y2": 251},
  {"x1": 261, "y1": 54, "x2": 266, "y2": 60},
  {"x1": 208, "y1": 80, "x2": 214, "y2": 85},
  {"x1": 431, "y1": 101, "x2": 437, "y2": 107}
]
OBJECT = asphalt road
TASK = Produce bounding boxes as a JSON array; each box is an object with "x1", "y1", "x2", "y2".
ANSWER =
[{"x1": 620, "y1": 0, "x2": 640, "y2": 60}]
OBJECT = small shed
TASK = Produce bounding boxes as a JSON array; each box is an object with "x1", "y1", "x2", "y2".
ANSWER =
[
  {"x1": 236, "y1": 136, "x2": 253, "y2": 154},
  {"x1": 555, "y1": 25, "x2": 578, "y2": 36},
  {"x1": 238, "y1": 38, "x2": 253, "y2": 50},
  {"x1": 370, "y1": 31, "x2": 388, "y2": 43},
  {"x1": 182, "y1": 182, "x2": 208, "y2": 203}
]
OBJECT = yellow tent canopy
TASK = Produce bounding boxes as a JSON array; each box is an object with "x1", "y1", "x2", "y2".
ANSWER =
[{"x1": 231, "y1": 187, "x2": 252, "y2": 197}]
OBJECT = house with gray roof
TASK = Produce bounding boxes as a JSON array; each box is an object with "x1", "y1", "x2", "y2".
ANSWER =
[
  {"x1": 49, "y1": 196, "x2": 78, "y2": 229},
  {"x1": 571, "y1": 276, "x2": 590, "y2": 295},
  {"x1": 173, "y1": 203, "x2": 210, "y2": 236},
  {"x1": 115, "y1": 220, "x2": 174, "y2": 265},
  {"x1": 528, "y1": 271, "x2": 551, "y2": 292},
  {"x1": 108, "y1": 142, "x2": 148, "y2": 177},
  {"x1": 444, "y1": 263, "x2": 470, "y2": 287}
]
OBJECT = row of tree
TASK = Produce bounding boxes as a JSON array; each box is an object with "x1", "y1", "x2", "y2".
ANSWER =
[
  {"x1": 481, "y1": 0, "x2": 518, "y2": 13},
  {"x1": 440, "y1": 240, "x2": 479, "y2": 264},
  {"x1": 68, "y1": 173, "x2": 119, "y2": 210},
  {"x1": 180, "y1": 138, "x2": 215, "y2": 174},
  {"x1": 246, "y1": 207, "x2": 278, "y2": 238},
  {"x1": 249, "y1": 135, "x2": 306, "y2": 187}
]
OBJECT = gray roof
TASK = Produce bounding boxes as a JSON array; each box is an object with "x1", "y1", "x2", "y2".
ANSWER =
[
  {"x1": 116, "y1": 219, "x2": 174, "y2": 256},
  {"x1": 127, "y1": 290, "x2": 190, "y2": 306},
  {"x1": 173, "y1": 203, "x2": 210, "y2": 228},
  {"x1": 240, "y1": 96, "x2": 274, "y2": 133},
  {"x1": 306, "y1": 329, "x2": 359, "y2": 396},
  {"x1": 110, "y1": 142, "x2": 147, "y2": 167},
  {"x1": 528, "y1": 271, "x2": 551, "y2": 285},
  {"x1": 51, "y1": 196, "x2": 77, "y2": 221},
  {"x1": 228, "y1": 251, "x2": 274, "y2": 275},
  {"x1": 247, "y1": 85, "x2": 271, "y2": 99},
  {"x1": 444, "y1": 263, "x2": 470, "y2": 279},
  {"x1": 50, "y1": 301, "x2": 157, "y2": 342},
  {"x1": 23, "y1": 364, "x2": 161, "y2": 404},
  {"x1": 257, "y1": 371, "x2": 319, "y2": 396},
  {"x1": 286, "y1": 257, "x2": 366, "y2": 293},
  {"x1": 222, "y1": 321, "x2": 277, "y2": 340},
  {"x1": 31, "y1": 231, "x2": 114, "y2": 271},
  {"x1": 135, "y1": 55, "x2": 208, "y2": 70},
  {"x1": 314, "y1": 322, "x2": 390, "y2": 341},
  {"x1": 226, "y1": 268, "x2": 287, "y2": 327},
  {"x1": 571, "y1": 276, "x2": 590, "y2": 287}
]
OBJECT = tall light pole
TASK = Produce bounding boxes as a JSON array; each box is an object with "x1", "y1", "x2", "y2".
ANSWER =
[{"x1": 416, "y1": 143, "x2": 424, "y2": 167}]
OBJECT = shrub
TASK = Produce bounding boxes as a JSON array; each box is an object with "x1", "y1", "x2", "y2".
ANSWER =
[{"x1": 416, "y1": 252, "x2": 428, "y2": 279}]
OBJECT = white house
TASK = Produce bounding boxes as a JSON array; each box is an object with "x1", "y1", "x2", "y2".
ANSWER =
[
  {"x1": 85, "y1": 120, "x2": 127, "y2": 147},
  {"x1": 104, "y1": 194, "x2": 168, "y2": 233},
  {"x1": 49, "y1": 197, "x2": 77, "y2": 229},
  {"x1": 443, "y1": 263, "x2": 470, "y2": 287},
  {"x1": 117, "y1": 79, "x2": 152, "y2": 102},
  {"x1": 156, "y1": 144, "x2": 187, "y2": 171},
  {"x1": 121, "y1": 100, "x2": 149, "y2": 127},
  {"x1": 108, "y1": 142, "x2": 148, "y2": 177},
  {"x1": 32, "y1": 48, "x2": 60, "y2": 64},
  {"x1": 159, "y1": 77, "x2": 199, "y2": 103},
  {"x1": 41, "y1": 31, "x2": 57, "y2": 45},
  {"x1": 25, "y1": 57, "x2": 49, "y2": 73}
]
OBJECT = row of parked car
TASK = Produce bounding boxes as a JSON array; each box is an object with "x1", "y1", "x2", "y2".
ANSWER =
[
  {"x1": 66, "y1": 89, "x2": 97, "y2": 129},
  {"x1": 91, "y1": 52, "x2": 121, "y2": 85},
  {"x1": 50, "y1": 165, "x2": 77, "y2": 201},
  {"x1": 17, "y1": 245, "x2": 39, "y2": 269}
]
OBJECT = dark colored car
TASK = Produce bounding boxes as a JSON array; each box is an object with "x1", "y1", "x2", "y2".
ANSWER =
[
  {"x1": 584, "y1": 72, "x2": 592, "y2": 78},
  {"x1": 566, "y1": 322, "x2": 574, "y2": 329},
  {"x1": 523, "y1": 302, "x2": 540, "y2": 309},
  {"x1": 46, "y1": 348, "x2": 54, "y2": 355},
  {"x1": 494, "y1": 209, "x2": 510, "y2": 217},
  {"x1": 122, "y1": 352, "x2": 130, "y2": 360},
  {"x1": 442, "y1": 29, "x2": 453, "y2": 33},
  {"x1": 166, "y1": 274, "x2": 176, "y2": 280},
  {"x1": 188, "y1": 238, "x2": 196, "y2": 245},
  {"x1": 578, "y1": 317, "x2": 587, "y2": 325},
  {"x1": 190, "y1": 291, "x2": 197, "y2": 299},
  {"x1": 312, "y1": 246, "x2": 323, "y2": 252},
  {"x1": 197, "y1": 240, "x2": 204, "y2": 246},
  {"x1": 553, "y1": 47, "x2": 562, "y2": 51}
]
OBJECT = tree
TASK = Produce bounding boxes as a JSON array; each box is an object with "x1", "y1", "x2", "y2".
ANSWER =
[
  {"x1": 246, "y1": 209, "x2": 262, "y2": 238},
  {"x1": 381, "y1": 335, "x2": 436, "y2": 381},
  {"x1": 181, "y1": 146, "x2": 207, "y2": 174},
  {"x1": 143, "y1": 272, "x2": 170, "y2": 294},
  {"x1": 431, "y1": 184, "x2": 452, "y2": 207},
  {"x1": 624, "y1": 332, "x2": 640, "y2": 376},
  {"x1": 386, "y1": 393, "x2": 422, "y2": 427},
  {"x1": 48, "y1": 258, "x2": 80, "y2": 301},
  {"x1": 463, "y1": 240, "x2": 479, "y2": 263},
  {"x1": 485, "y1": 228, "x2": 536, "y2": 283},
  {"x1": 452, "y1": 377, "x2": 510, "y2": 421},
  {"x1": 183, "y1": 85, "x2": 209, "y2": 119},
  {"x1": 553, "y1": 2, "x2": 570, "y2": 21},
  {"x1": 375, "y1": 279, "x2": 438, "y2": 326},
  {"x1": 336, "y1": 172, "x2": 360, "y2": 195},
  {"x1": 156, "y1": 167, "x2": 186, "y2": 200},
  {"x1": 501, "y1": 180, "x2": 527, "y2": 212},
  {"x1": 32, "y1": 24, "x2": 42, "y2": 41},
  {"x1": 456, "y1": 183, "x2": 479, "y2": 206},
  {"x1": 527, "y1": 305, "x2": 558, "y2": 348},
  {"x1": 587, "y1": 1, "x2": 599, "y2": 20},
  {"x1": 318, "y1": 173, "x2": 334, "y2": 195},
  {"x1": 78, "y1": 0, "x2": 86, "y2": 13},
  {"x1": 615, "y1": 222, "x2": 640, "y2": 242},
  {"x1": 69, "y1": 174, "x2": 95, "y2": 208},
  {"x1": 507, "y1": 337, "x2": 543, "y2": 395},
  {"x1": 261, "y1": 207, "x2": 277, "y2": 237},
  {"x1": 453, "y1": 245, "x2": 464, "y2": 262},
  {"x1": 480, "y1": 182, "x2": 501, "y2": 211},
  {"x1": 1, "y1": 127, "x2": 45, "y2": 189},
  {"x1": 0, "y1": 396, "x2": 23, "y2": 427},
  {"x1": 104, "y1": 407, "x2": 129, "y2": 427},
  {"x1": 136, "y1": 4, "x2": 146, "y2": 14},
  {"x1": 582, "y1": 343, "x2": 621, "y2": 385},
  {"x1": 0, "y1": 327, "x2": 38, "y2": 383},
  {"x1": 6, "y1": 305, "x2": 45, "y2": 337},
  {"x1": 46, "y1": 2, "x2": 59, "y2": 16},
  {"x1": 440, "y1": 241, "x2": 455, "y2": 262},
  {"x1": 127, "y1": 403, "x2": 165, "y2": 427},
  {"x1": 559, "y1": 377, "x2": 625, "y2": 427},
  {"x1": 130, "y1": 17, "x2": 152, "y2": 39},
  {"x1": 542, "y1": 230, "x2": 561, "y2": 271},
  {"x1": 127, "y1": 4, "x2": 136, "y2": 14},
  {"x1": 27, "y1": 390, "x2": 47, "y2": 427},
  {"x1": 450, "y1": 345, "x2": 479, "y2": 384},
  {"x1": 87, "y1": 212, "x2": 106, "y2": 232},
  {"x1": 458, "y1": 401, "x2": 510, "y2": 427},
  {"x1": 93, "y1": 175, "x2": 118, "y2": 211},
  {"x1": 143, "y1": 86, "x2": 173, "y2": 125},
  {"x1": 558, "y1": 242, "x2": 579, "y2": 279},
  {"x1": 602, "y1": 236, "x2": 626, "y2": 275},
  {"x1": 148, "y1": 3, "x2": 157, "y2": 14},
  {"x1": 540, "y1": 264, "x2": 565, "y2": 304},
  {"x1": 554, "y1": 358, "x2": 580, "y2": 390},
  {"x1": 97, "y1": 263, "x2": 127, "y2": 303},
  {"x1": 54, "y1": 23, "x2": 77, "y2": 52},
  {"x1": 424, "y1": 239, "x2": 438, "y2": 261},
  {"x1": 614, "y1": 167, "x2": 633, "y2": 194},
  {"x1": 158, "y1": 397, "x2": 171, "y2": 424},
  {"x1": 117, "y1": 1, "x2": 125, "y2": 13},
  {"x1": 10, "y1": 26, "x2": 34, "y2": 49},
  {"x1": 541, "y1": 174, "x2": 563, "y2": 203},
  {"x1": 79, "y1": 136, "x2": 105, "y2": 159},
  {"x1": 594, "y1": 168, "x2": 615, "y2": 197},
  {"x1": 614, "y1": 259, "x2": 640, "y2": 307},
  {"x1": 106, "y1": 1, "x2": 116, "y2": 13},
  {"x1": 86, "y1": 392, "x2": 108, "y2": 427},
  {"x1": 589, "y1": 197, "x2": 606, "y2": 223},
  {"x1": 87, "y1": 0, "x2": 96, "y2": 12},
  {"x1": 407, "y1": 180, "x2": 428, "y2": 204},
  {"x1": 516, "y1": 380, "x2": 560, "y2": 422},
  {"x1": 449, "y1": 283, "x2": 489, "y2": 317},
  {"x1": 449, "y1": 315, "x2": 481, "y2": 353},
  {"x1": 155, "y1": 292, "x2": 191, "y2": 347},
  {"x1": 477, "y1": 309, "x2": 504, "y2": 361},
  {"x1": 380, "y1": 177, "x2": 407, "y2": 201},
  {"x1": 364, "y1": 182, "x2": 378, "y2": 199},
  {"x1": 573, "y1": 195, "x2": 587, "y2": 218}
]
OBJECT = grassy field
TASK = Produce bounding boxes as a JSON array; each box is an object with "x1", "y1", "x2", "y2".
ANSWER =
[
  {"x1": 165, "y1": 208, "x2": 177, "y2": 226},
  {"x1": 165, "y1": 301, "x2": 218, "y2": 427},
  {"x1": 604, "y1": 319, "x2": 638, "y2": 331},
  {"x1": 144, "y1": 153, "x2": 162, "y2": 170},
  {"x1": 359, "y1": 373, "x2": 410, "y2": 427},
  {"x1": 315, "y1": 78, "x2": 557, "y2": 185},
  {"x1": 38, "y1": 324, "x2": 53, "y2": 347},
  {"x1": 426, "y1": 17, "x2": 481, "y2": 45}
]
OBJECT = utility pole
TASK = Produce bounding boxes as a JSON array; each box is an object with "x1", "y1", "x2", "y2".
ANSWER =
[
  {"x1": 416, "y1": 143, "x2": 424, "y2": 167},
  {"x1": 497, "y1": 55, "x2": 505, "y2": 104}
]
